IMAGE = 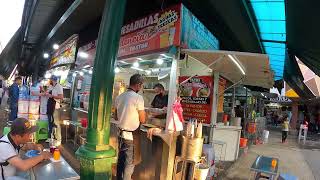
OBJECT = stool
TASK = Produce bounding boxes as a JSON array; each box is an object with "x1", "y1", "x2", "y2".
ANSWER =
[
  {"x1": 298, "y1": 124, "x2": 308, "y2": 144},
  {"x1": 36, "y1": 121, "x2": 49, "y2": 142},
  {"x1": 278, "y1": 173, "x2": 298, "y2": 180},
  {"x1": 3, "y1": 127, "x2": 11, "y2": 135},
  {"x1": 212, "y1": 140, "x2": 227, "y2": 176}
]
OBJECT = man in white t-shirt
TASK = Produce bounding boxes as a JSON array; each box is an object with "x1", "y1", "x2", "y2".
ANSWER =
[
  {"x1": 45, "y1": 76, "x2": 63, "y2": 146},
  {"x1": 0, "y1": 118, "x2": 51, "y2": 180},
  {"x1": 115, "y1": 74, "x2": 146, "y2": 180}
]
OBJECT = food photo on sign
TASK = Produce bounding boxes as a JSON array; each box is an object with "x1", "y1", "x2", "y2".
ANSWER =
[{"x1": 178, "y1": 76, "x2": 213, "y2": 124}]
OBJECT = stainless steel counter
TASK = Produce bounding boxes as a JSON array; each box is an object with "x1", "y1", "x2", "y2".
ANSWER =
[{"x1": 31, "y1": 157, "x2": 79, "y2": 180}]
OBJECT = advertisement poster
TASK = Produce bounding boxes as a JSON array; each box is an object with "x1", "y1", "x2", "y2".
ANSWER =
[
  {"x1": 118, "y1": 4, "x2": 181, "y2": 58},
  {"x1": 50, "y1": 34, "x2": 78, "y2": 68},
  {"x1": 181, "y1": 5, "x2": 219, "y2": 50},
  {"x1": 179, "y1": 76, "x2": 226, "y2": 124},
  {"x1": 75, "y1": 40, "x2": 97, "y2": 69},
  {"x1": 179, "y1": 76, "x2": 213, "y2": 124}
]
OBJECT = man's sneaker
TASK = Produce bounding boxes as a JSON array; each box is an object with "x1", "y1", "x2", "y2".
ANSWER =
[{"x1": 45, "y1": 139, "x2": 51, "y2": 143}]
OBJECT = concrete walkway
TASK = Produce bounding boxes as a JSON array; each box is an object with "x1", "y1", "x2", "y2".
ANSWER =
[{"x1": 222, "y1": 129, "x2": 319, "y2": 180}]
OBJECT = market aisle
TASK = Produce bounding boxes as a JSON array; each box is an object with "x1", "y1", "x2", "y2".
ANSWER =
[{"x1": 222, "y1": 129, "x2": 317, "y2": 180}]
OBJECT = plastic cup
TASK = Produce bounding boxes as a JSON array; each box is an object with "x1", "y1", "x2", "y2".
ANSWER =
[{"x1": 53, "y1": 149, "x2": 61, "y2": 160}]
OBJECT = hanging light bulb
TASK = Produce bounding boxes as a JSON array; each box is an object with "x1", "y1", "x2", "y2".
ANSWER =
[
  {"x1": 114, "y1": 67, "x2": 120, "y2": 73},
  {"x1": 53, "y1": 44, "x2": 59, "y2": 50},
  {"x1": 133, "y1": 62, "x2": 139, "y2": 68},
  {"x1": 43, "y1": 53, "x2": 49, "y2": 59},
  {"x1": 79, "y1": 71, "x2": 84, "y2": 76},
  {"x1": 44, "y1": 73, "x2": 51, "y2": 79},
  {"x1": 157, "y1": 58, "x2": 164, "y2": 65}
]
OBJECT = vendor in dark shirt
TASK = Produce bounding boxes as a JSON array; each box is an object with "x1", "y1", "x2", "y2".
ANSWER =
[
  {"x1": 151, "y1": 84, "x2": 168, "y2": 119},
  {"x1": 151, "y1": 83, "x2": 168, "y2": 109}
]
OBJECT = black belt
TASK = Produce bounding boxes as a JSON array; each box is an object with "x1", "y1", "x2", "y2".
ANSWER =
[{"x1": 118, "y1": 128, "x2": 134, "y2": 133}]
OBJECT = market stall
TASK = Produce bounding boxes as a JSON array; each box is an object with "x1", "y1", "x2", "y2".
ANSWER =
[
  {"x1": 41, "y1": 34, "x2": 78, "y2": 145},
  {"x1": 180, "y1": 49, "x2": 274, "y2": 161},
  {"x1": 68, "y1": 4, "x2": 221, "y2": 179},
  {"x1": 67, "y1": 3, "x2": 273, "y2": 179}
]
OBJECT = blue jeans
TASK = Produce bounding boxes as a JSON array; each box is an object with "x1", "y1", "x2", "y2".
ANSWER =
[
  {"x1": 47, "y1": 113, "x2": 54, "y2": 138},
  {"x1": 9, "y1": 104, "x2": 18, "y2": 121},
  {"x1": 117, "y1": 137, "x2": 135, "y2": 180}
]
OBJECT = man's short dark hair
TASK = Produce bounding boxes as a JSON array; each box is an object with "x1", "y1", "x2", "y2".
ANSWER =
[
  {"x1": 153, "y1": 83, "x2": 164, "y2": 90},
  {"x1": 15, "y1": 76, "x2": 22, "y2": 81},
  {"x1": 129, "y1": 74, "x2": 144, "y2": 86}
]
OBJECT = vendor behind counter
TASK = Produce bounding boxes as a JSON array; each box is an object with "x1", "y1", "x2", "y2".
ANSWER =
[{"x1": 150, "y1": 83, "x2": 168, "y2": 119}]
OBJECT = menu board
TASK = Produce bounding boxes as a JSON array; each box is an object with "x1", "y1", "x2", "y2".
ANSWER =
[
  {"x1": 179, "y1": 76, "x2": 226, "y2": 124},
  {"x1": 50, "y1": 34, "x2": 78, "y2": 68},
  {"x1": 179, "y1": 76, "x2": 213, "y2": 124},
  {"x1": 118, "y1": 4, "x2": 181, "y2": 58}
]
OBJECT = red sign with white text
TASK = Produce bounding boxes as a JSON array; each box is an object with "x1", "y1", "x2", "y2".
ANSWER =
[
  {"x1": 179, "y1": 76, "x2": 226, "y2": 124},
  {"x1": 118, "y1": 4, "x2": 181, "y2": 58},
  {"x1": 179, "y1": 76, "x2": 213, "y2": 124}
]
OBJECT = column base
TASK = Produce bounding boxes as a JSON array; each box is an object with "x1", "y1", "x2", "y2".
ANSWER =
[{"x1": 76, "y1": 144, "x2": 117, "y2": 180}]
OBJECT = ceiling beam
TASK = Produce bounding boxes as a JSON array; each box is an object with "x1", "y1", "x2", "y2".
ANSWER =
[
  {"x1": 241, "y1": 0, "x2": 265, "y2": 53},
  {"x1": 41, "y1": 0, "x2": 83, "y2": 49}
]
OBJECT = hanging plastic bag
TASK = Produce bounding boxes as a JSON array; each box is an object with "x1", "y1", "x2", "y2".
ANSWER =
[{"x1": 167, "y1": 98, "x2": 184, "y2": 132}]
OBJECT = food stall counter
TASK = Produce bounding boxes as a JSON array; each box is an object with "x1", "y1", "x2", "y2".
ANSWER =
[
  {"x1": 31, "y1": 156, "x2": 80, "y2": 180},
  {"x1": 212, "y1": 125, "x2": 242, "y2": 161}
]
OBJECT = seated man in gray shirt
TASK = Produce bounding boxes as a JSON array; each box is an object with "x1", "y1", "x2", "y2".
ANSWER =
[{"x1": 0, "y1": 118, "x2": 51, "y2": 179}]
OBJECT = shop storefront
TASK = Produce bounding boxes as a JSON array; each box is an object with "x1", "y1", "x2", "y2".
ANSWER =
[{"x1": 45, "y1": 3, "x2": 273, "y2": 179}]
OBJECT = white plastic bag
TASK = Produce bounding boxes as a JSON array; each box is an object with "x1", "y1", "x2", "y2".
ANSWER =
[{"x1": 167, "y1": 98, "x2": 184, "y2": 132}]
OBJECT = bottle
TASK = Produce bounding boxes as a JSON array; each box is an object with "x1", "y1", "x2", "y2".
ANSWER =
[
  {"x1": 190, "y1": 120, "x2": 195, "y2": 138},
  {"x1": 194, "y1": 119, "x2": 198, "y2": 130},
  {"x1": 53, "y1": 149, "x2": 61, "y2": 160},
  {"x1": 186, "y1": 120, "x2": 191, "y2": 137},
  {"x1": 271, "y1": 159, "x2": 277, "y2": 168},
  {"x1": 196, "y1": 122, "x2": 203, "y2": 138}
]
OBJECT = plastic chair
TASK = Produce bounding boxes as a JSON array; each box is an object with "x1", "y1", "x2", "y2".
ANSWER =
[
  {"x1": 2, "y1": 127, "x2": 11, "y2": 135},
  {"x1": 36, "y1": 120, "x2": 48, "y2": 142}
]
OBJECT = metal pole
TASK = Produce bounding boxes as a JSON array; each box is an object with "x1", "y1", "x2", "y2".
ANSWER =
[
  {"x1": 244, "y1": 87, "x2": 248, "y2": 137},
  {"x1": 232, "y1": 86, "x2": 236, "y2": 117},
  {"x1": 76, "y1": 0, "x2": 126, "y2": 179},
  {"x1": 209, "y1": 72, "x2": 219, "y2": 145}
]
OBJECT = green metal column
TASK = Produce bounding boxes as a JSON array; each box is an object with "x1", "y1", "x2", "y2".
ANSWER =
[{"x1": 75, "y1": 0, "x2": 126, "y2": 179}]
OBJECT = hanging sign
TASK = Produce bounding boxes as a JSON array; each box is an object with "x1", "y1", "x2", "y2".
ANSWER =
[
  {"x1": 179, "y1": 76, "x2": 213, "y2": 124},
  {"x1": 75, "y1": 40, "x2": 97, "y2": 69},
  {"x1": 118, "y1": 4, "x2": 181, "y2": 58},
  {"x1": 50, "y1": 34, "x2": 78, "y2": 68},
  {"x1": 181, "y1": 5, "x2": 219, "y2": 50}
]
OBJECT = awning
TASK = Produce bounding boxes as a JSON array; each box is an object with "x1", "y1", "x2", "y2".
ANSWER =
[
  {"x1": 181, "y1": 49, "x2": 274, "y2": 89},
  {"x1": 0, "y1": 28, "x2": 22, "y2": 78}
]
